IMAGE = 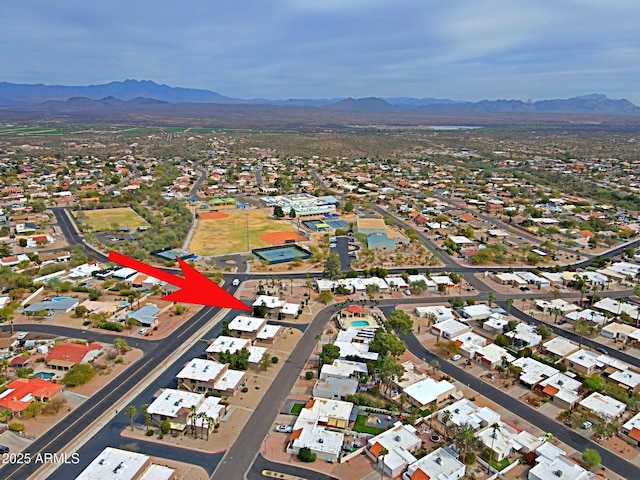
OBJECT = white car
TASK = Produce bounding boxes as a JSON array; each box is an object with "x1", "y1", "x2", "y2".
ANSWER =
[
  {"x1": 275, "y1": 424, "x2": 293, "y2": 433},
  {"x1": 451, "y1": 354, "x2": 462, "y2": 362},
  {"x1": 138, "y1": 328, "x2": 148, "y2": 335},
  {"x1": 232, "y1": 278, "x2": 240, "y2": 286}
]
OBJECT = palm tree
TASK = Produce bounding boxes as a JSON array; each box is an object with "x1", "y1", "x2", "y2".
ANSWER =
[
  {"x1": 124, "y1": 405, "x2": 137, "y2": 431},
  {"x1": 429, "y1": 401, "x2": 438, "y2": 429},
  {"x1": 574, "y1": 319, "x2": 590, "y2": 348},
  {"x1": 189, "y1": 405, "x2": 198, "y2": 436},
  {"x1": 488, "y1": 423, "x2": 501, "y2": 473},
  {"x1": 505, "y1": 298, "x2": 513, "y2": 315},
  {"x1": 378, "y1": 447, "x2": 389, "y2": 479},
  {"x1": 314, "y1": 334, "x2": 322, "y2": 369},
  {"x1": 429, "y1": 359, "x2": 441, "y2": 375},
  {"x1": 441, "y1": 410, "x2": 452, "y2": 438},
  {"x1": 141, "y1": 404, "x2": 150, "y2": 431},
  {"x1": 488, "y1": 292, "x2": 495, "y2": 308}
]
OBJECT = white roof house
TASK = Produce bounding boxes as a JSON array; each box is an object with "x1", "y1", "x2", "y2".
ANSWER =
[
  {"x1": 474, "y1": 344, "x2": 516, "y2": 368},
  {"x1": 256, "y1": 324, "x2": 282, "y2": 341},
  {"x1": 76, "y1": 447, "x2": 175, "y2": 480},
  {"x1": 565, "y1": 349, "x2": 603, "y2": 372},
  {"x1": 538, "y1": 372, "x2": 582, "y2": 396},
  {"x1": 227, "y1": 315, "x2": 266, "y2": 334},
  {"x1": 505, "y1": 323, "x2": 542, "y2": 348},
  {"x1": 450, "y1": 331, "x2": 487, "y2": 357},
  {"x1": 415, "y1": 305, "x2": 456, "y2": 322},
  {"x1": 252, "y1": 295, "x2": 286, "y2": 309},
  {"x1": 512, "y1": 357, "x2": 559, "y2": 387},
  {"x1": 320, "y1": 359, "x2": 368, "y2": 380},
  {"x1": 543, "y1": 337, "x2": 580, "y2": 359},
  {"x1": 475, "y1": 421, "x2": 520, "y2": 461},
  {"x1": 333, "y1": 341, "x2": 379, "y2": 361},
  {"x1": 112, "y1": 267, "x2": 137, "y2": 279},
  {"x1": 609, "y1": 369, "x2": 640, "y2": 391},
  {"x1": 482, "y1": 314, "x2": 509, "y2": 334},
  {"x1": 403, "y1": 447, "x2": 465, "y2": 480},
  {"x1": 68, "y1": 262, "x2": 102, "y2": 278},
  {"x1": 407, "y1": 274, "x2": 436, "y2": 289},
  {"x1": 176, "y1": 358, "x2": 226, "y2": 383},
  {"x1": 600, "y1": 322, "x2": 639, "y2": 340},
  {"x1": 529, "y1": 454, "x2": 595, "y2": 480},
  {"x1": 579, "y1": 392, "x2": 627, "y2": 419},
  {"x1": 361, "y1": 276, "x2": 390, "y2": 291},
  {"x1": 367, "y1": 422, "x2": 421, "y2": 478},
  {"x1": 593, "y1": 298, "x2": 639, "y2": 319},
  {"x1": 566, "y1": 309, "x2": 608, "y2": 325},
  {"x1": 313, "y1": 377, "x2": 359, "y2": 400},
  {"x1": 430, "y1": 319, "x2": 471, "y2": 339},
  {"x1": 206, "y1": 336, "x2": 250, "y2": 356},
  {"x1": 622, "y1": 411, "x2": 640, "y2": 443},
  {"x1": 461, "y1": 304, "x2": 494, "y2": 321},
  {"x1": 386, "y1": 276, "x2": 409, "y2": 289},
  {"x1": 438, "y1": 398, "x2": 500, "y2": 431},
  {"x1": 403, "y1": 378, "x2": 455, "y2": 408},
  {"x1": 147, "y1": 388, "x2": 202, "y2": 418},
  {"x1": 247, "y1": 345, "x2": 267, "y2": 364}
]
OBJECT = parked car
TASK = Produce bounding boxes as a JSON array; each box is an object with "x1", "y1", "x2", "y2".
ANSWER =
[
  {"x1": 139, "y1": 328, "x2": 148, "y2": 335},
  {"x1": 403, "y1": 290, "x2": 411, "y2": 296},
  {"x1": 596, "y1": 347, "x2": 608, "y2": 355},
  {"x1": 582, "y1": 421, "x2": 593, "y2": 429},
  {"x1": 232, "y1": 278, "x2": 240, "y2": 286},
  {"x1": 0, "y1": 445, "x2": 9, "y2": 454},
  {"x1": 275, "y1": 425, "x2": 293, "y2": 433},
  {"x1": 451, "y1": 354, "x2": 462, "y2": 362}
]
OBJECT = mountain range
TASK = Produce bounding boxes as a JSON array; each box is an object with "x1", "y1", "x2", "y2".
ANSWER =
[{"x1": 0, "y1": 79, "x2": 639, "y2": 116}]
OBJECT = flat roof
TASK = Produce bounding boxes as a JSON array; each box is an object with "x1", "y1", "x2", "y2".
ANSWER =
[
  {"x1": 76, "y1": 447, "x2": 150, "y2": 480},
  {"x1": 579, "y1": 392, "x2": 627, "y2": 418},
  {"x1": 543, "y1": 337, "x2": 579, "y2": 357},
  {"x1": 403, "y1": 378, "x2": 455, "y2": 406},
  {"x1": 228, "y1": 315, "x2": 266, "y2": 333},
  {"x1": 176, "y1": 358, "x2": 226, "y2": 383},
  {"x1": 206, "y1": 336, "x2": 250, "y2": 355},
  {"x1": 147, "y1": 388, "x2": 202, "y2": 418}
]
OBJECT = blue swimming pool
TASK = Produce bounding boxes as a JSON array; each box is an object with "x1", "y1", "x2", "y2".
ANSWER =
[
  {"x1": 52, "y1": 297, "x2": 71, "y2": 302},
  {"x1": 351, "y1": 320, "x2": 370, "y2": 327},
  {"x1": 34, "y1": 372, "x2": 55, "y2": 380}
]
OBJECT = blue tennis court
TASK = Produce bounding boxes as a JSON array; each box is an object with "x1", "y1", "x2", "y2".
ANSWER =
[
  {"x1": 325, "y1": 220, "x2": 349, "y2": 228},
  {"x1": 252, "y1": 245, "x2": 311, "y2": 265}
]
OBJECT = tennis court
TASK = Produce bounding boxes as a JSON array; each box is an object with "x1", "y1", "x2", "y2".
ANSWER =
[{"x1": 252, "y1": 245, "x2": 311, "y2": 265}]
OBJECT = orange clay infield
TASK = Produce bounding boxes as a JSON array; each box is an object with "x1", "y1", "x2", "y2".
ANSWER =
[
  {"x1": 198, "y1": 212, "x2": 230, "y2": 219},
  {"x1": 259, "y1": 231, "x2": 307, "y2": 244}
]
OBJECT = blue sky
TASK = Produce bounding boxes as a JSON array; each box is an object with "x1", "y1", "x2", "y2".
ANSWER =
[{"x1": 3, "y1": 0, "x2": 640, "y2": 102}]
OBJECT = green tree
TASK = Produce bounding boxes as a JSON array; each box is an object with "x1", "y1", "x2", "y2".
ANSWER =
[
  {"x1": 583, "y1": 374, "x2": 604, "y2": 392},
  {"x1": 378, "y1": 356, "x2": 404, "y2": 393},
  {"x1": 319, "y1": 343, "x2": 341, "y2": 367},
  {"x1": 582, "y1": 448, "x2": 601, "y2": 469},
  {"x1": 429, "y1": 359, "x2": 441, "y2": 374},
  {"x1": 323, "y1": 252, "x2": 342, "y2": 280},
  {"x1": 125, "y1": 405, "x2": 137, "y2": 431},
  {"x1": 573, "y1": 319, "x2": 591, "y2": 347},
  {"x1": 370, "y1": 331, "x2": 406, "y2": 357},
  {"x1": 298, "y1": 447, "x2": 317, "y2": 462},
  {"x1": 343, "y1": 200, "x2": 354, "y2": 213},
  {"x1": 535, "y1": 324, "x2": 553, "y2": 339},
  {"x1": 318, "y1": 291, "x2": 333, "y2": 304},
  {"x1": 488, "y1": 423, "x2": 501, "y2": 473},
  {"x1": 273, "y1": 205, "x2": 285, "y2": 218},
  {"x1": 289, "y1": 208, "x2": 296, "y2": 218},
  {"x1": 386, "y1": 310, "x2": 413, "y2": 335},
  {"x1": 487, "y1": 292, "x2": 495, "y2": 307},
  {"x1": 75, "y1": 305, "x2": 88, "y2": 318}
]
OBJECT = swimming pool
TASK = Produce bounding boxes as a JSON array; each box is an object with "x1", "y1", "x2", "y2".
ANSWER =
[
  {"x1": 51, "y1": 297, "x2": 71, "y2": 302},
  {"x1": 351, "y1": 320, "x2": 370, "y2": 327},
  {"x1": 34, "y1": 372, "x2": 55, "y2": 380}
]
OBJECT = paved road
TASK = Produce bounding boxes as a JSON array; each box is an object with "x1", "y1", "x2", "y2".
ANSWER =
[
  {"x1": 401, "y1": 332, "x2": 640, "y2": 480},
  {"x1": 247, "y1": 454, "x2": 338, "y2": 480},
  {"x1": 497, "y1": 300, "x2": 640, "y2": 369},
  {"x1": 213, "y1": 304, "x2": 341, "y2": 480},
  {"x1": 0, "y1": 302, "x2": 245, "y2": 479},
  {"x1": 190, "y1": 164, "x2": 208, "y2": 200}
]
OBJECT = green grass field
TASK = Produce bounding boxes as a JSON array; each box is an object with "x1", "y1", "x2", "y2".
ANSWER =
[
  {"x1": 353, "y1": 415, "x2": 386, "y2": 435},
  {"x1": 79, "y1": 207, "x2": 148, "y2": 232},
  {"x1": 188, "y1": 209, "x2": 298, "y2": 256},
  {"x1": 290, "y1": 403, "x2": 305, "y2": 415}
]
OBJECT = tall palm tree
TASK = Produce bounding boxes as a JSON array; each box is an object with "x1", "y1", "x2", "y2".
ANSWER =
[
  {"x1": 189, "y1": 405, "x2": 198, "y2": 436},
  {"x1": 124, "y1": 405, "x2": 137, "y2": 431},
  {"x1": 487, "y1": 292, "x2": 495, "y2": 308},
  {"x1": 505, "y1": 298, "x2": 513, "y2": 315},
  {"x1": 488, "y1": 423, "x2": 501, "y2": 473},
  {"x1": 441, "y1": 410, "x2": 452, "y2": 438},
  {"x1": 378, "y1": 447, "x2": 389, "y2": 479},
  {"x1": 429, "y1": 401, "x2": 438, "y2": 429}
]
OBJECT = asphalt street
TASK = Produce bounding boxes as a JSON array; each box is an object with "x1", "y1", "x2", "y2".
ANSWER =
[
  {"x1": 213, "y1": 304, "x2": 341, "y2": 480},
  {"x1": 401, "y1": 332, "x2": 640, "y2": 480}
]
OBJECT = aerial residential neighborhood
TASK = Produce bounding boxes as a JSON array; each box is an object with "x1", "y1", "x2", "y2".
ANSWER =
[{"x1": 0, "y1": 122, "x2": 639, "y2": 480}]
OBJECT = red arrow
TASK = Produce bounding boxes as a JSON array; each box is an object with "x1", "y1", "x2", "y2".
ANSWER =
[{"x1": 107, "y1": 251, "x2": 251, "y2": 311}]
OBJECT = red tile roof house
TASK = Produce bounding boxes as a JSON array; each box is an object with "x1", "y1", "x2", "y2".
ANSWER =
[
  {"x1": 45, "y1": 342, "x2": 103, "y2": 371},
  {"x1": 0, "y1": 378, "x2": 63, "y2": 414}
]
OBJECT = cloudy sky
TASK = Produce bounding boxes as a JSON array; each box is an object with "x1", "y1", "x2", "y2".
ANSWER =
[{"x1": 3, "y1": 0, "x2": 639, "y2": 102}]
